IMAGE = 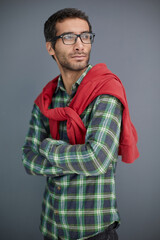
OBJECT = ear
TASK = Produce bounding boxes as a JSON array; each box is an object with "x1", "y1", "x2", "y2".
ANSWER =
[{"x1": 46, "y1": 42, "x2": 55, "y2": 56}]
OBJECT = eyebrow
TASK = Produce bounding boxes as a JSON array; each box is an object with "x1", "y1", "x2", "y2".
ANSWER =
[{"x1": 60, "y1": 31, "x2": 91, "y2": 35}]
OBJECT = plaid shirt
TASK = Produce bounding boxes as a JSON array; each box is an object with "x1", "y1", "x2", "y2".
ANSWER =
[{"x1": 22, "y1": 65, "x2": 123, "y2": 240}]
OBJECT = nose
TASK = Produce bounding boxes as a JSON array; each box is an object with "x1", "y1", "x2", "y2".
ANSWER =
[{"x1": 73, "y1": 36, "x2": 84, "y2": 51}]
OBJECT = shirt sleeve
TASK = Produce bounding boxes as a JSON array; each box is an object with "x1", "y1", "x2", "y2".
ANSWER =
[
  {"x1": 22, "y1": 104, "x2": 66, "y2": 176},
  {"x1": 39, "y1": 95, "x2": 123, "y2": 176}
]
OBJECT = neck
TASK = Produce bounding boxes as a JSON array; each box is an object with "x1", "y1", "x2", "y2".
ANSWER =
[{"x1": 60, "y1": 67, "x2": 87, "y2": 95}]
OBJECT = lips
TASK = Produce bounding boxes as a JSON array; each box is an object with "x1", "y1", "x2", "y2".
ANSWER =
[
  {"x1": 70, "y1": 52, "x2": 87, "y2": 57},
  {"x1": 72, "y1": 56, "x2": 85, "y2": 58},
  {"x1": 71, "y1": 54, "x2": 87, "y2": 60}
]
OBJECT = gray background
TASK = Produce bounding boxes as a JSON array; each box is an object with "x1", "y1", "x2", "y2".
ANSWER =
[{"x1": 1, "y1": 0, "x2": 160, "y2": 239}]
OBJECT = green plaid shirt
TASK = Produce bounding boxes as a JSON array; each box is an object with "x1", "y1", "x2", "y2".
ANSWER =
[{"x1": 22, "y1": 65, "x2": 123, "y2": 240}]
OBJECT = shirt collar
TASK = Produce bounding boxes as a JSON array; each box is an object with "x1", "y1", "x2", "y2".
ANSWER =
[{"x1": 55, "y1": 64, "x2": 92, "y2": 93}]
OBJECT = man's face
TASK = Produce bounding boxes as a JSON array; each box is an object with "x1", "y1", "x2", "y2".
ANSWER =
[{"x1": 49, "y1": 18, "x2": 92, "y2": 72}]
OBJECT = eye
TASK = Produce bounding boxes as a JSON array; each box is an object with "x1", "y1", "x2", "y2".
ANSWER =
[
  {"x1": 63, "y1": 34, "x2": 75, "y2": 40},
  {"x1": 81, "y1": 33, "x2": 90, "y2": 40}
]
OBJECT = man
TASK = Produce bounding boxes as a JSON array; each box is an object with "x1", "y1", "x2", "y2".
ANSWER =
[{"x1": 22, "y1": 8, "x2": 139, "y2": 240}]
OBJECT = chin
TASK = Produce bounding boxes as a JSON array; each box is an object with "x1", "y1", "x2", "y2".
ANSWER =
[
  {"x1": 70, "y1": 60, "x2": 89, "y2": 71},
  {"x1": 59, "y1": 56, "x2": 90, "y2": 72},
  {"x1": 71, "y1": 64, "x2": 88, "y2": 71}
]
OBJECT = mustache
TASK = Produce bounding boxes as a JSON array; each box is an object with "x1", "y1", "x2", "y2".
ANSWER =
[{"x1": 69, "y1": 52, "x2": 88, "y2": 57}]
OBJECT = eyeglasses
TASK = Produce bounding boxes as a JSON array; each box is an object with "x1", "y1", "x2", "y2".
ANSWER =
[{"x1": 52, "y1": 32, "x2": 95, "y2": 45}]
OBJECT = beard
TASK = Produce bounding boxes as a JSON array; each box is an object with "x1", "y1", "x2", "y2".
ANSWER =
[{"x1": 54, "y1": 49, "x2": 91, "y2": 72}]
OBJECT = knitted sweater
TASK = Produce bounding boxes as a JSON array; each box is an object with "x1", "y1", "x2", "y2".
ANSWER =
[{"x1": 35, "y1": 63, "x2": 139, "y2": 163}]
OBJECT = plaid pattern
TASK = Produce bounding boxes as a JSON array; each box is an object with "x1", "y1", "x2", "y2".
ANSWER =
[{"x1": 22, "y1": 65, "x2": 123, "y2": 240}]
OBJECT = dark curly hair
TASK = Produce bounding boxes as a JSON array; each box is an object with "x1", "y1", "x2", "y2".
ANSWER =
[{"x1": 44, "y1": 8, "x2": 92, "y2": 49}]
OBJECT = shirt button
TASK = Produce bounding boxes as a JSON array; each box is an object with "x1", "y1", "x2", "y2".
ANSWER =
[{"x1": 57, "y1": 186, "x2": 61, "y2": 190}]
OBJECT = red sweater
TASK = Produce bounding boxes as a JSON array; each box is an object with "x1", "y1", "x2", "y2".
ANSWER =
[{"x1": 35, "y1": 63, "x2": 139, "y2": 163}]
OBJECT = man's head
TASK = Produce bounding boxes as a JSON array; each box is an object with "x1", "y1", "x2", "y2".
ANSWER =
[
  {"x1": 44, "y1": 8, "x2": 92, "y2": 49},
  {"x1": 44, "y1": 8, "x2": 94, "y2": 72}
]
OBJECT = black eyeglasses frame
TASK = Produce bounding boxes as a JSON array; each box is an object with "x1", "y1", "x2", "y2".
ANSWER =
[{"x1": 51, "y1": 32, "x2": 95, "y2": 45}]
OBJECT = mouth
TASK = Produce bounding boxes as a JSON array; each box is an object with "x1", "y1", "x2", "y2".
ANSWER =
[{"x1": 71, "y1": 54, "x2": 87, "y2": 60}]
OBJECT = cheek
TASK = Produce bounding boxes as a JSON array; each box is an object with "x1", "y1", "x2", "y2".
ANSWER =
[
  {"x1": 85, "y1": 44, "x2": 91, "y2": 52},
  {"x1": 86, "y1": 46, "x2": 91, "y2": 55},
  {"x1": 55, "y1": 44, "x2": 71, "y2": 57}
]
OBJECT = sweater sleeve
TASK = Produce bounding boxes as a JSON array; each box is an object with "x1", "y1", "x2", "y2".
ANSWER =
[
  {"x1": 39, "y1": 95, "x2": 123, "y2": 176},
  {"x1": 22, "y1": 104, "x2": 66, "y2": 176}
]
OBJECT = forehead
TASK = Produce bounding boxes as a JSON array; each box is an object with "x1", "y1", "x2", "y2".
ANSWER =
[{"x1": 55, "y1": 18, "x2": 90, "y2": 35}]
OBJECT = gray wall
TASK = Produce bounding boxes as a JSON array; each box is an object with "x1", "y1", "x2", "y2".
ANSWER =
[{"x1": 1, "y1": 0, "x2": 160, "y2": 239}]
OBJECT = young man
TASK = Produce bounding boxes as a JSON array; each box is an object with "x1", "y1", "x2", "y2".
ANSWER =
[{"x1": 22, "y1": 8, "x2": 139, "y2": 240}]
